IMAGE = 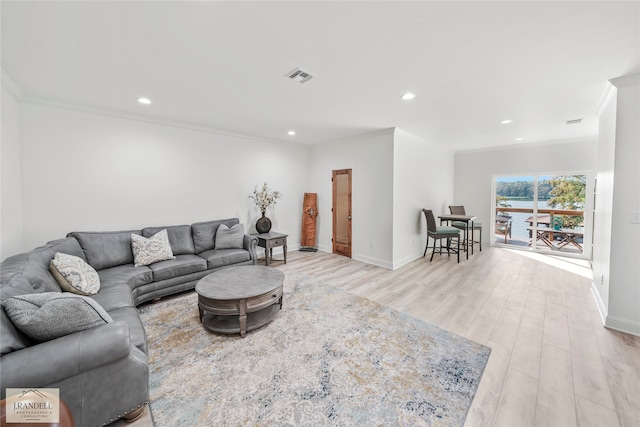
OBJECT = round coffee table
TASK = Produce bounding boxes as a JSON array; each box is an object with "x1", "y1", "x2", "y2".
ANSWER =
[{"x1": 195, "y1": 266, "x2": 284, "y2": 338}]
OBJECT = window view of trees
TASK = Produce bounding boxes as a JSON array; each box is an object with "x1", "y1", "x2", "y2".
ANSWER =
[
  {"x1": 496, "y1": 180, "x2": 552, "y2": 200},
  {"x1": 547, "y1": 175, "x2": 586, "y2": 210},
  {"x1": 548, "y1": 175, "x2": 586, "y2": 227},
  {"x1": 496, "y1": 175, "x2": 586, "y2": 228}
]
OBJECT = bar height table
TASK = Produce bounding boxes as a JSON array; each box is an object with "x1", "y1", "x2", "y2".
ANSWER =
[{"x1": 438, "y1": 214, "x2": 477, "y2": 260}]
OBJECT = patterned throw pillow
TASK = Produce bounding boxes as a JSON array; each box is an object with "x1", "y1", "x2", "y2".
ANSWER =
[
  {"x1": 49, "y1": 252, "x2": 101, "y2": 295},
  {"x1": 131, "y1": 229, "x2": 175, "y2": 266},
  {"x1": 214, "y1": 224, "x2": 245, "y2": 249},
  {"x1": 3, "y1": 292, "x2": 112, "y2": 342}
]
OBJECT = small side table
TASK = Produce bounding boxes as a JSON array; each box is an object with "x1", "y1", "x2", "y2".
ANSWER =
[{"x1": 252, "y1": 232, "x2": 288, "y2": 266}]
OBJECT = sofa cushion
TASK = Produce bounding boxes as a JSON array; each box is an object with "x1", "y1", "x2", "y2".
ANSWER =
[
  {"x1": 148, "y1": 254, "x2": 207, "y2": 282},
  {"x1": 215, "y1": 224, "x2": 245, "y2": 249},
  {"x1": 0, "y1": 276, "x2": 37, "y2": 355},
  {"x1": 0, "y1": 276, "x2": 36, "y2": 301},
  {"x1": 3, "y1": 292, "x2": 112, "y2": 343},
  {"x1": 131, "y1": 230, "x2": 175, "y2": 267},
  {"x1": 69, "y1": 230, "x2": 142, "y2": 271},
  {"x1": 49, "y1": 252, "x2": 100, "y2": 295},
  {"x1": 1, "y1": 238, "x2": 86, "y2": 293},
  {"x1": 89, "y1": 282, "x2": 135, "y2": 312},
  {"x1": 191, "y1": 218, "x2": 239, "y2": 254},
  {"x1": 1, "y1": 308, "x2": 32, "y2": 355},
  {"x1": 98, "y1": 264, "x2": 153, "y2": 290},
  {"x1": 198, "y1": 248, "x2": 251, "y2": 269},
  {"x1": 142, "y1": 225, "x2": 195, "y2": 255}
]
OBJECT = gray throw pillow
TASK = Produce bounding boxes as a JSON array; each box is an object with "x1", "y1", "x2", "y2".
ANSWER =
[
  {"x1": 3, "y1": 292, "x2": 112, "y2": 342},
  {"x1": 214, "y1": 224, "x2": 245, "y2": 249}
]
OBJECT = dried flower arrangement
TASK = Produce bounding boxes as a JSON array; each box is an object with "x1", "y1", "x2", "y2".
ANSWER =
[{"x1": 250, "y1": 182, "x2": 282, "y2": 214}]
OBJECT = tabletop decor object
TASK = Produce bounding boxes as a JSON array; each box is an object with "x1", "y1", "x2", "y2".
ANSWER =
[
  {"x1": 300, "y1": 192, "x2": 318, "y2": 252},
  {"x1": 250, "y1": 182, "x2": 282, "y2": 233}
]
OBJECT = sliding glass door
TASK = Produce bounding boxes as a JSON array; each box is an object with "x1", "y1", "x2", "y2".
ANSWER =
[{"x1": 493, "y1": 173, "x2": 591, "y2": 259}]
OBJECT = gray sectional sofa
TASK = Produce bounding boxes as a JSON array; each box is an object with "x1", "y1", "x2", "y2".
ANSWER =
[{"x1": 0, "y1": 218, "x2": 257, "y2": 426}]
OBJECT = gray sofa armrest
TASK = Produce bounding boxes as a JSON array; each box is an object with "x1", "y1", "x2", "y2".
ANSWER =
[
  {"x1": 243, "y1": 234, "x2": 258, "y2": 265},
  {"x1": 0, "y1": 321, "x2": 131, "y2": 391}
]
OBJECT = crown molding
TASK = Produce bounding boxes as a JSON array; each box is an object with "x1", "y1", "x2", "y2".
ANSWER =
[
  {"x1": 457, "y1": 135, "x2": 598, "y2": 155},
  {"x1": 594, "y1": 74, "x2": 640, "y2": 117},
  {"x1": 0, "y1": 67, "x2": 300, "y2": 148},
  {"x1": 1, "y1": 68, "x2": 24, "y2": 100},
  {"x1": 314, "y1": 127, "x2": 396, "y2": 147},
  {"x1": 594, "y1": 81, "x2": 616, "y2": 117},
  {"x1": 18, "y1": 93, "x2": 302, "y2": 148},
  {"x1": 610, "y1": 74, "x2": 640, "y2": 88}
]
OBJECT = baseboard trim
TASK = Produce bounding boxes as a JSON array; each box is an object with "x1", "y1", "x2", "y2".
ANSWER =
[
  {"x1": 310, "y1": 245, "x2": 393, "y2": 269},
  {"x1": 353, "y1": 254, "x2": 392, "y2": 270},
  {"x1": 605, "y1": 316, "x2": 640, "y2": 337},
  {"x1": 590, "y1": 281, "x2": 640, "y2": 337},
  {"x1": 590, "y1": 281, "x2": 608, "y2": 326},
  {"x1": 392, "y1": 253, "x2": 423, "y2": 270}
]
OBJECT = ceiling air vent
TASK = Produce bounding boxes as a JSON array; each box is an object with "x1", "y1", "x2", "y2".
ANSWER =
[
  {"x1": 284, "y1": 67, "x2": 315, "y2": 84},
  {"x1": 565, "y1": 118, "x2": 582, "y2": 125}
]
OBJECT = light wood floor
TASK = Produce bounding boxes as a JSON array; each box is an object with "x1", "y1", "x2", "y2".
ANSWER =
[
  {"x1": 119, "y1": 246, "x2": 639, "y2": 427},
  {"x1": 276, "y1": 247, "x2": 640, "y2": 427}
]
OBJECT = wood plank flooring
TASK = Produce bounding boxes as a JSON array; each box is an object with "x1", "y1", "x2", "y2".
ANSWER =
[
  {"x1": 120, "y1": 246, "x2": 639, "y2": 426},
  {"x1": 275, "y1": 247, "x2": 640, "y2": 427}
]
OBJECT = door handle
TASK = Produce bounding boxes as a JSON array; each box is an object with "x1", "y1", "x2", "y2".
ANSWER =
[{"x1": 348, "y1": 215, "x2": 352, "y2": 220}]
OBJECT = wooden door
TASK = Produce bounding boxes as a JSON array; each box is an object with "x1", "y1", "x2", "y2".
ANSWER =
[
  {"x1": 332, "y1": 169, "x2": 352, "y2": 258},
  {"x1": 300, "y1": 193, "x2": 318, "y2": 248}
]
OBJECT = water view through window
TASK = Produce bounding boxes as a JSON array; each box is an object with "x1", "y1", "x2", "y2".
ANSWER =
[{"x1": 494, "y1": 174, "x2": 588, "y2": 257}]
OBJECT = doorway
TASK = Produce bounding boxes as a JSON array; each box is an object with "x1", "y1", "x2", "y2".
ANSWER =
[
  {"x1": 332, "y1": 169, "x2": 352, "y2": 258},
  {"x1": 493, "y1": 173, "x2": 591, "y2": 259}
]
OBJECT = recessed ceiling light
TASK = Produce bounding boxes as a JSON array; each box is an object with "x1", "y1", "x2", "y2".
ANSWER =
[
  {"x1": 137, "y1": 97, "x2": 151, "y2": 105},
  {"x1": 515, "y1": 137, "x2": 524, "y2": 141},
  {"x1": 288, "y1": 131, "x2": 296, "y2": 136},
  {"x1": 401, "y1": 93, "x2": 415, "y2": 100},
  {"x1": 500, "y1": 119, "x2": 513, "y2": 124}
]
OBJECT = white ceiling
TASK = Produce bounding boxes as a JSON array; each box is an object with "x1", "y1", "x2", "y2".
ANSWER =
[{"x1": 2, "y1": 1, "x2": 638, "y2": 150}]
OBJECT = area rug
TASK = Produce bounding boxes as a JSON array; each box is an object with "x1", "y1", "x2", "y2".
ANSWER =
[{"x1": 138, "y1": 272, "x2": 491, "y2": 426}]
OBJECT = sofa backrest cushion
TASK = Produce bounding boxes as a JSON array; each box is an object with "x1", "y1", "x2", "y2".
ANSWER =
[
  {"x1": 142, "y1": 225, "x2": 195, "y2": 255},
  {"x1": 214, "y1": 224, "x2": 245, "y2": 249},
  {"x1": 1, "y1": 275, "x2": 38, "y2": 355},
  {"x1": 69, "y1": 230, "x2": 142, "y2": 271},
  {"x1": 191, "y1": 218, "x2": 240, "y2": 253},
  {"x1": 1, "y1": 238, "x2": 85, "y2": 293},
  {"x1": 1, "y1": 307, "x2": 32, "y2": 355}
]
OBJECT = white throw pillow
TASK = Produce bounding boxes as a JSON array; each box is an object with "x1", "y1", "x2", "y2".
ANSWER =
[
  {"x1": 131, "y1": 229, "x2": 175, "y2": 267},
  {"x1": 49, "y1": 252, "x2": 101, "y2": 295},
  {"x1": 214, "y1": 224, "x2": 245, "y2": 249}
]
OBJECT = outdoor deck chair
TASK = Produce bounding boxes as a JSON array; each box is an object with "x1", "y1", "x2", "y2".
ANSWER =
[{"x1": 495, "y1": 216, "x2": 512, "y2": 243}]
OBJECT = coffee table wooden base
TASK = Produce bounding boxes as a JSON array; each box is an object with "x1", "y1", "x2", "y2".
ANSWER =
[
  {"x1": 201, "y1": 303, "x2": 281, "y2": 337},
  {"x1": 196, "y1": 266, "x2": 285, "y2": 338}
]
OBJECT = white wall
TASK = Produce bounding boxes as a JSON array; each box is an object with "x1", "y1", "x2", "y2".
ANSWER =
[
  {"x1": 604, "y1": 75, "x2": 640, "y2": 335},
  {"x1": 393, "y1": 129, "x2": 455, "y2": 269},
  {"x1": 309, "y1": 129, "x2": 394, "y2": 268},
  {"x1": 0, "y1": 85, "x2": 24, "y2": 259},
  {"x1": 12, "y1": 101, "x2": 309, "y2": 255},
  {"x1": 593, "y1": 86, "x2": 617, "y2": 317},
  {"x1": 454, "y1": 138, "x2": 598, "y2": 246}
]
